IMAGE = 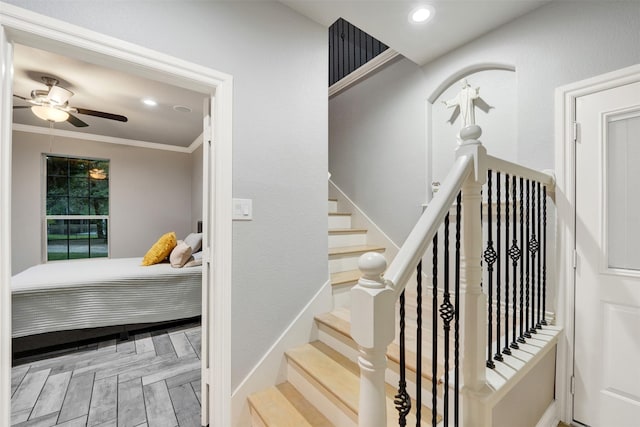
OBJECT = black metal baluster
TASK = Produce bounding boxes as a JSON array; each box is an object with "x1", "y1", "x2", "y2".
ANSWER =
[
  {"x1": 536, "y1": 182, "x2": 543, "y2": 329},
  {"x1": 440, "y1": 214, "x2": 454, "y2": 426},
  {"x1": 416, "y1": 260, "x2": 423, "y2": 425},
  {"x1": 495, "y1": 172, "x2": 503, "y2": 362},
  {"x1": 503, "y1": 175, "x2": 512, "y2": 356},
  {"x1": 541, "y1": 186, "x2": 548, "y2": 326},
  {"x1": 510, "y1": 177, "x2": 521, "y2": 350},
  {"x1": 484, "y1": 171, "x2": 496, "y2": 369},
  {"x1": 524, "y1": 180, "x2": 532, "y2": 339},
  {"x1": 394, "y1": 290, "x2": 411, "y2": 426},
  {"x1": 518, "y1": 177, "x2": 526, "y2": 344},
  {"x1": 454, "y1": 192, "x2": 461, "y2": 427},
  {"x1": 529, "y1": 182, "x2": 538, "y2": 335},
  {"x1": 432, "y1": 234, "x2": 438, "y2": 427}
]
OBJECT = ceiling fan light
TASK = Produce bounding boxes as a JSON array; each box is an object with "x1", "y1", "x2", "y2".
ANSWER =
[
  {"x1": 31, "y1": 105, "x2": 70, "y2": 122},
  {"x1": 48, "y1": 86, "x2": 73, "y2": 106}
]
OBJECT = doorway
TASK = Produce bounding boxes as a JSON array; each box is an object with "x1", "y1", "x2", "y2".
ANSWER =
[
  {"x1": 0, "y1": 6, "x2": 232, "y2": 426},
  {"x1": 573, "y1": 78, "x2": 640, "y2": 426}
]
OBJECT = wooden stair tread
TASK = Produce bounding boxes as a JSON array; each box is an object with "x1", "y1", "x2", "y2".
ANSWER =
[
  {"x1": 328, "y1": 228, "x2": 367, "y2": 235},
  {"x1": 328, "y1": 212, "x2": 351, "y2": 216},
  {"x1": 329, "y1": 245, "x2": 385, "y2": 256},
  {"x1": 286, "y1": 341, "x2": 438, "y2": 426},
  {"x1": 276, "y1": 382, "x2": 334, "y2": 426},
  {"x1": 248, "y1": 384, "x2": 320, "y2": 427},
  {"x1": 328, "y1": 198, "x2": 338, "y2": 202},
  {"x1": 315, "y1": 312, "x2": 445, "y2": 384},
  {"x1": 330, "y1": 270, "x2": 361, "y2": 286}
]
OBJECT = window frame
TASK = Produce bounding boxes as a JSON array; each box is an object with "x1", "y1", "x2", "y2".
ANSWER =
[{"x1": 41, "y1": 153, "x2": 111, "y2": 262}]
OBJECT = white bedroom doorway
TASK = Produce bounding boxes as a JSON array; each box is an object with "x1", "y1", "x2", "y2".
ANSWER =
[{"x1": 0, "y1": 4, "x2": 232, "y2": 427}]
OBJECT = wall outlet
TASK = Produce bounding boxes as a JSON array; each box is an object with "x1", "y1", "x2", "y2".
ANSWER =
[{"x1": 232, "y1": 198, "x2": 253, "y2": 221}]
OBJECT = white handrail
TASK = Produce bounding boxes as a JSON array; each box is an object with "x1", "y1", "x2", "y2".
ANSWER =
[
  {"x1": 486, "y1": 155, "x2": 555, "y2": 193},
  {"x1": 384, "y1": 154, "x2": 473, "y2": 296}
]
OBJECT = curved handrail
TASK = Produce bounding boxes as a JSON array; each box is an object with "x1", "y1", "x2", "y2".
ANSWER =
[{"x1": 384, "y1": 154, "x2": 473, "y2": 297}]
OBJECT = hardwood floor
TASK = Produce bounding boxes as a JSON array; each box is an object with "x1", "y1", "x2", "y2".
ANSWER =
[{"x1": 11, "y1": 322, "x2": 202, "y2": 427}]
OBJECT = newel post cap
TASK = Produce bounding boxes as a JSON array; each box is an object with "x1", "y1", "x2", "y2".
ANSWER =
[{"x1": 358, "y1": 252, "x2": 387, "y2": 286}]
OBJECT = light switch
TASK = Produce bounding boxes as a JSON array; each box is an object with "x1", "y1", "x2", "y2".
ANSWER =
[{"x1": 232, "y1": 198, "x2": 253, "y2": 221}]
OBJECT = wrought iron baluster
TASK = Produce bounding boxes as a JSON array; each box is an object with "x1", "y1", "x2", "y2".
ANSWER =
[
  {"x1": 484, "y1": 170, "x2": 496, "y2": 369},
  {"x1": 503, "y1": 175, "x2": 512, "y2": 355},
  {"x1": 394, "y1": 289, "x2": 411, "y2": 426},
  {"x1": 432, "y1": 234, "x2": 438, "y2": 427},
  {"x1": 495, "y1": 172, "x2": 503, "y2": 362},
  {"x1": 536, "y1": 182, "x2": 543, "y2": 329},
  {"x1": 518, "y1": 177, "x2": 526, "y2": 344},
  {"x1": 440, "y1": 214, "x2": 454, "y2": 426},
  {"x1": 541, "y1": 186, "x2": 548, "y2": 326},
  {"x1": 510, "y1": 176, "x2": 521, "y2": 349},
  {"x1": 416, "y1": 260, "x2": 422, "y2": 425},
  {"x1": 524, "y1": 180, "x2": 532, "y2": 339},
  {"x1": 528, "y1": 182, "x2": 538, "y2": 335},
  {"x1": 454, "y1": 192, "x2": 461, "y2": 427}
]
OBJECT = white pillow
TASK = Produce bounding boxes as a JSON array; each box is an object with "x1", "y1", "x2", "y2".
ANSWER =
[
  {"x1": 183, "y1": 233, "x2": 202, "y2": 253},
  {"x1": 170, "y1": 241, "x2": 193, "y2": 268}
]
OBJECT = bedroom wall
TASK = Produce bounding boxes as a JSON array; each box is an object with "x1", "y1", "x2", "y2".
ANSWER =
[
  {"x1": 5, "y1": 0, "x2": 328, "y2": 389},
  {"x1": 191, "y1": 142, "x2": 203, "y2": 233},
  {"x1": 11, "y1": 130, "x2": 193, "y2": 274},
  {"x1": 329, "y1": 0, "x2": 640, "y2": 247}
]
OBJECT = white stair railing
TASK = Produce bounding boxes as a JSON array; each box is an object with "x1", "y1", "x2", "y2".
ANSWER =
[{"x1": 350, "y1": 124, "x2": 555, "y2": 427}]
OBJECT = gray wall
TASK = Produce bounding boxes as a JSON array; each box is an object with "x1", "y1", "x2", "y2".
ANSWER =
[
  {"x1": 7, "y1": 0, "x2": 328, "y2": 389},
  {"x1": 11, "y1": 131, "x2": 194, "y2": 274},
  {"x1": 329, "y1": 0, "x2": 640, "y2": 246}
]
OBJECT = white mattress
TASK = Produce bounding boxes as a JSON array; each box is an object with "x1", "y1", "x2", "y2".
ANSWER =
[{"x1": 12, "y1": 258, "x2": 202, "y2": 337}]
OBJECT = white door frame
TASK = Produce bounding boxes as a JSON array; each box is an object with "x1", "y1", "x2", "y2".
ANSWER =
[
  {"x1": 555, "y1": 63, "x2": 640, "y2": 424},
  {"x1": 0, "y1": 4, "x2": 233, "y2": 427}
]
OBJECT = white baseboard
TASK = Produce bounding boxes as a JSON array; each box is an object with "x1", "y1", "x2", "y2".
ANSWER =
[
  {"x1": 231, "y1": 279, "x2": 333, "y2": 427},
  {"x1": 535, "y1": 400, "x2": 560, "y2": 427}
]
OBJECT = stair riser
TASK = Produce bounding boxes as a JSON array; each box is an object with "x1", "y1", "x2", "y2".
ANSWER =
[
  {"x1": 331, "y1": 284, "x2": 354, "y2": 308},
  {"x1": 329, "y1": 255, "x2": 361, "y2": 273},
  {"x1": 328, "y1": 215, "x2": 351, "y2": 228},
  {"x1": 286, "y1": 362, "x2": 357, "y2": 427},
  {"x1": 328, "y1": 200, "x2": 338, "y2": 213},
  {"x1": 328, "y1": 233, "x2": 367, "y2": 248}
]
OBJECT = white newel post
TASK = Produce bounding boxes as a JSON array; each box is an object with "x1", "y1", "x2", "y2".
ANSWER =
[
  {"x1": 456, "y1": 125, "x2": 492, "y2": 426},
  {"x1": 351, "y1": 252, "x2": 395, "y2": 427}
]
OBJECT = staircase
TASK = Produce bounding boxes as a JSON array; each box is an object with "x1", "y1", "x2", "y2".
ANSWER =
[{"x1": 247, "y1": 199, "x2": 440, "y2": 426}]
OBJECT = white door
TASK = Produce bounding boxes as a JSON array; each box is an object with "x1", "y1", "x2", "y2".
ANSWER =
[{"x1": 574, "y1": 79, "x2": 640, "y2": 426}]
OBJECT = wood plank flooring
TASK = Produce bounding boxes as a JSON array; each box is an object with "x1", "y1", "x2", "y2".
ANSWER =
[{"x1": 11, "y1": 322, "x2": 202, "y2": 427}]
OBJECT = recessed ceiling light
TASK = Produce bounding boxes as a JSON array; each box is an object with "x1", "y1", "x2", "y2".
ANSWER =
[
  {"x1": 142, "y1": 98, "x2": 157, "y2": 106},
  {"x1": 173, "y1": 105, "x2": 192, "y2": 113},
  {"x1": 410, "y1": 6, "x2": 434, "y2": 24}
]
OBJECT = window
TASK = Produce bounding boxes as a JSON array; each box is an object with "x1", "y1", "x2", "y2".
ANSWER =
[{"x1": 45, "y1": 155, "x2": 110, "y2": 261}]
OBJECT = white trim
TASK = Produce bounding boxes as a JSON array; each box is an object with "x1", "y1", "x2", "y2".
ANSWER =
[
  {"x1": 328, "y1": 49, "x2": 400, "y2": 98},
  {"x1": 231, "y1": 279, "x2": 332, "y2": 427},
  {"x1": 0, "y1": 24, "x2": 14, "y2": 426},
  {"x1": 427, "y1": 62, "x2": 516, "y2": 103},
  {"x1": 0, "y1": 3, "x2": 234, "y2": 427},
  {"x1": 554, "y1": 63, "x2": 640, "y2": 425},
  {"x1": 12, "y1": 123, "x2": 200, "y2": 153},
  {"x1": 535, "y1": 400, "x2": 561, "y2": 427},
  {"x1": 188, "y1": 131, "x2": 204, "y2": 153}
]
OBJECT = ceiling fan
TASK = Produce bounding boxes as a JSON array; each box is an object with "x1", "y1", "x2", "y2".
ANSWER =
[{"x1": 13, "y1": 76, "x2": 128, "y2": 127}]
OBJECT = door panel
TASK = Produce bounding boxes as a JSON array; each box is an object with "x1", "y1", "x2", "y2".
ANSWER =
[{"x1": 574, "y1": 80, "x2": 640, "y2": 427}]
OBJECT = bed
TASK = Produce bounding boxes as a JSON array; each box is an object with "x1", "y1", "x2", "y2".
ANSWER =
[{"x1": 11, "y1": 257, "x2": 202, "y2": 338}]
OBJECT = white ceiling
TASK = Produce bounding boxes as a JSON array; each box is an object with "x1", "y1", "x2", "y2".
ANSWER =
[
  {"x1": 12, "y1": 44, "x2": 206, "y2": 149},
  {"x1": 281, "y1": 0, "x2": 550, "y2": 65},
  {"x1": 11, "y1": 2, "x2": 549, "y2": 148}
]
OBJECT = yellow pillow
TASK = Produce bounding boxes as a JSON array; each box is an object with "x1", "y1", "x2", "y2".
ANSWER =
[{"x1": 142, "y1": 231, "x2": 177, "y2": 266}]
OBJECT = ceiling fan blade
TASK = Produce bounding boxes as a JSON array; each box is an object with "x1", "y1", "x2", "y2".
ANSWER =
[
  {"x1": 13, "y1": 106, "x2": 31, "y2": 109},
  {"x1": 13, "y1": 94, "x2": 29, "y2": 101},
  {"x1": 75, "y1": 108, "x2": 128, "y2": 123},
  {"x1": 66, "y1": 113, "x2": 89, "y2": 127}
]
